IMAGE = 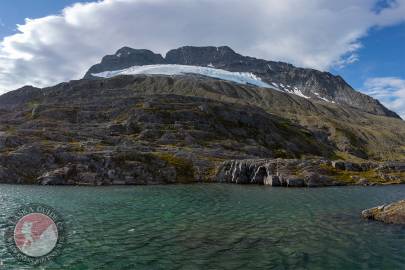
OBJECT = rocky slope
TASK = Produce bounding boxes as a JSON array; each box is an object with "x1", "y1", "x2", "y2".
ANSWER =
[
  {"x1": 0, "y1": 45, "x2": 405, "y2": 185},
  {"x1": 0, "y1": 74, "x2": 404, "y2": 185},
  {"x1": 84, "y1": 46, "x2": 400, "y2": 118}
]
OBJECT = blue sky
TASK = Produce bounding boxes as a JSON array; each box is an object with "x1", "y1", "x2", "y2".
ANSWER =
[
  {"x1": 0, "y1": 1, "x2": 93, "y2": 38},
  {"x1": 0, "y1": 0, "x2": 404, "y2": 117},
  {"x1": 332, "y1": 23, "x2": 405, "y2": 89}
]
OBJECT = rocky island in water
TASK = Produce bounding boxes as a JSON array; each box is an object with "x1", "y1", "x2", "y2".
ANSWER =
[{"x1": 0, "y1": 46, "x2": 404, "y2": 189}]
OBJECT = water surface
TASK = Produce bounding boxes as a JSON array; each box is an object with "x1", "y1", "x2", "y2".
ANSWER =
[{"x1": 0, "y1": 184, "x2": 405, "y2": 269}]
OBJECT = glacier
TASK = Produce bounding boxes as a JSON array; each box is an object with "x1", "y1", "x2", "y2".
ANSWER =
[
  {"x1": 92, "y1": 64, "x2": 272, "y2": 88},
  {"x1": 91, "y1": 64, "x2": 326, "y2": 101}
]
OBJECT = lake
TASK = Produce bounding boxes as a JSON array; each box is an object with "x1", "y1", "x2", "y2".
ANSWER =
[{"x1": 0, "y1": 184, "x2": 405, "y2": 269}]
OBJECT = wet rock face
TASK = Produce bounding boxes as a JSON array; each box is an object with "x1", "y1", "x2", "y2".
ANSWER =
[
  {"x1": 264, "y1": 175, "x2": 280, "y2": 186},
  {"x1": 362, "y1": 200, "x2": 405, "y2": 224},
  {"x1": 215, "y1": 159, "x2": 337, "y2": 187},
  {"x1": 215, "y1": 159, "x2": 405, "y2": 187}
]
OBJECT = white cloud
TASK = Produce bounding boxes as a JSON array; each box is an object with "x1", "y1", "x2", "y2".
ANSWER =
[
  {"x1": 362, "y1": 77, "x2": 405, "y2": 119},
  {"x1": 0, "y1": 0, "x2": 405, "y2": 92}
]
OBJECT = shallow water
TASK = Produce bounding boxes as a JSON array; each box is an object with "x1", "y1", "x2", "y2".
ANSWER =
[{"x1": 0, "y1": 184, "x2": 404, "y2": 269}]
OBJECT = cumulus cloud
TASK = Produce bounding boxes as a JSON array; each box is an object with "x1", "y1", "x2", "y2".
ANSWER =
[
  {"x1": 0, "y1": 0, "x2": 405, "y2": 92},
  {"x1": 363, "y1": 77, "x2": 405, "y2": 119}
]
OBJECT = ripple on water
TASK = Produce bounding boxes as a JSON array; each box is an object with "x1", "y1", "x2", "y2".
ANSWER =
[{"x1": 0, "y1": 184, "x2": 404, "y2": 269}]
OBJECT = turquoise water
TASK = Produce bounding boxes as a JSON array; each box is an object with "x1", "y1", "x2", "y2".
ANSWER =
[{"x1": 0, "y1": 184, "x2": 405, "y2": 269}]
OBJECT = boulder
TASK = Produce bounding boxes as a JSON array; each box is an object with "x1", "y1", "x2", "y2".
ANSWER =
[
  {"x1": 331, "y1": 160, "x2": 364, "y2": 171},
  {"x1": 304, "y1": 172, "x2": 333, "y2": 187},
  {"x1": 362, "y1": 200, "x2": 405, "y2": 224},
  {"x1": 356, "y1": 178, "x2": 371, "y2": 186},
  {"x1": 286, "y1": 176, "x2": 305, "y2": 187},
  {"x1": 331, "y1": 161, "x2": 346, "y2": 170},
  {"x1": 159, "y1": 132, "x2": 177, "y2": 144},
  {"x1": 344, "y1": 162, "x2": 363, "y2": 172},
  {"x1": 37, "y1": 165, "x2": 77, "y2": 185}
]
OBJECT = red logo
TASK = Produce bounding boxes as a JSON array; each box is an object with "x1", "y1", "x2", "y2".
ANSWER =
[
  {"x1": 14, "y1": 213, "x2": 59, "y2": 257},
  {"x1": 5, "y1": 204, "x2": 65, "y2": 265}
]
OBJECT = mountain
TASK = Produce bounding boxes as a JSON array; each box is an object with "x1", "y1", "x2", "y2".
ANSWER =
[
  {"x1": 84, "y1": 46, "x2": 400, "y2": 118},
  {"x1": 0, "y1": 46, "x2": 404, "y2": 186}
]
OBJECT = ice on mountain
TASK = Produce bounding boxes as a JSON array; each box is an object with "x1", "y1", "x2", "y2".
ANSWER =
[
  {"x1": 92, "y1": 64, "x2": 272, "y2": 88},
  {"x1": 92, "y1": 65, "x2": 314, "y2": 100}
]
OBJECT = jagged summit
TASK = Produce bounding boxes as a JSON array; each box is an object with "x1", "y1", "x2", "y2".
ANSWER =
[
  {"x1": 165, "y1": 46, "x2": 241, "y2": 65},
  {"x1": 83, "y1": 45, "x2": 400, "y2": 119},
  {"x1": 84, "y1": 47, "x2": 165, "y2": 78}
]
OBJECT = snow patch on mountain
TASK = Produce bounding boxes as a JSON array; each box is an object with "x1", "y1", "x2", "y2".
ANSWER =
[
  {"x1": 270, "y1": 82, "x2": 310, "y2": 99},
  {"x1": 92, "y1": 64, "x2": 272, "y2": 88},
  {"x1": 314, "y1": 92, "x2": 336, "y2": 103}
]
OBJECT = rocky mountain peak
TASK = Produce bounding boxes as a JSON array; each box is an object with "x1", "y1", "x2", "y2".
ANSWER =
[
  {"x1": 84, "y1": 48, "x2": 165, "y2": 78},
  {"x1": 83, "y1": 45, "x2": 400, "y2": 119},
  {"x1": 165, "y1": 46, "x2": 242, "y2": 65}
]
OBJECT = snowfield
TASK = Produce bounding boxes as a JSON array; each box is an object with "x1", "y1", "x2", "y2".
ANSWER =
[{"x1": 92, "y1": 64, "x2": 272, "y2": 88}]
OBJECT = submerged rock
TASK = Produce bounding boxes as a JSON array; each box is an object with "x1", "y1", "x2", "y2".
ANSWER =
[{"x1": 362, "y1": 200, "x2": 405, "y2": 224}]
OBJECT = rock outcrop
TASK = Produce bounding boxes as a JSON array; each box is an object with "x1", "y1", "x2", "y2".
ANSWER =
[
  {"x1": 84, "y1": 47, "x2": 166, "y2": 78},
  {"x1": 215, "y1": 159, "x2": 405, "y2": 187},
  {"x1": 362, "y1": 200, "x2": 405, "y2": 224},
  {"x1": 216, "y1": 159, "x2": 337, "y2": 187}
]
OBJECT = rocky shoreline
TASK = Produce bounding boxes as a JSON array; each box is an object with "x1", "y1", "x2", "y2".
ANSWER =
[
  {"x1": 0, "y1": 144, "x2": 404, "y2": 186},
  {"x1": 215, "y1": 159, "x2": 405, "y2": 187},
  {"x1": 362, "y1": 200, "x2": 405, "y2": 224}
]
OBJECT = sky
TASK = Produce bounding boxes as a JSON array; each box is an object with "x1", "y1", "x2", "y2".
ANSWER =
[{"x1": 0, "y1": 0, "x2": 404, "y2": 118}]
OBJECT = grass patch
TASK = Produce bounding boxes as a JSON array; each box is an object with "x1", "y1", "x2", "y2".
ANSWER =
[
  {"x1": 319, "y1": 163, "x2": 405, "y2": 185},
  {"x1": 154, "y1": 152, "x2": 195, "y2": 183}
]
